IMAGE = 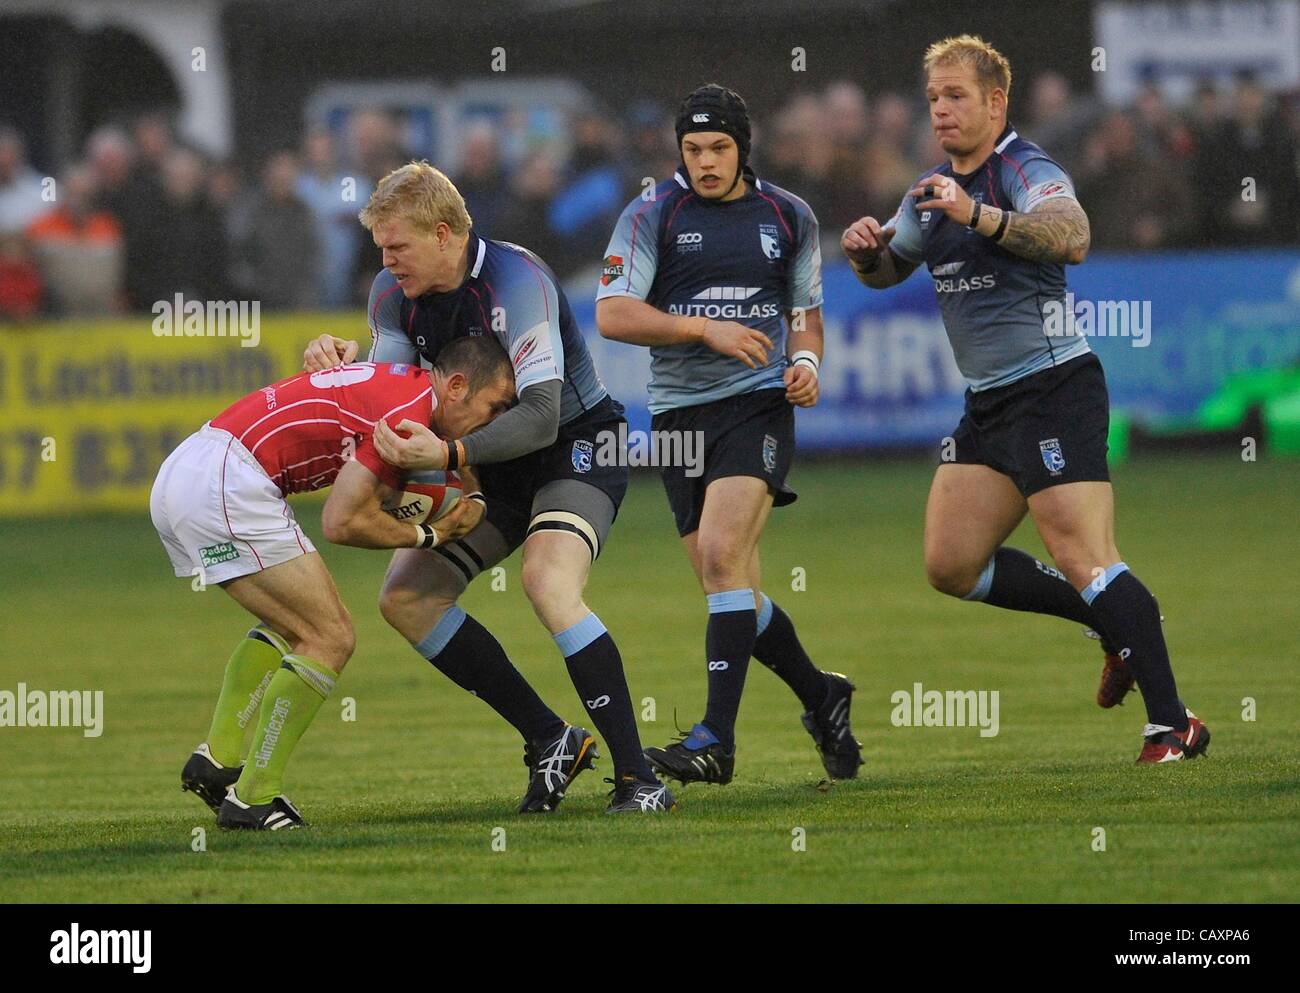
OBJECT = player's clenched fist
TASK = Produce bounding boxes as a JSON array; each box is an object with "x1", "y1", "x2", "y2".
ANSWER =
[
  {"x1": 703, "y1": 319, "x2": 774, "y2": 370},
  {"x1": 433, "y1": 491, "x2": 485, "y2": 542},
  {"x1": 841, "y1": 216, "x2": 895, "y2": 263},
  {"x1": 303, "y1": 333, "x2": 359, "y2": 372},
  {"x1": 784, "y1": 363, "x2": 818, "y2": 407}
]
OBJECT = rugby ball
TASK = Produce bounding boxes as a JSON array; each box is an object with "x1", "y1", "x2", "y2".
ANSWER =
[{"x1": 381, "y1": 470, "x2": 462, "y2": 525}]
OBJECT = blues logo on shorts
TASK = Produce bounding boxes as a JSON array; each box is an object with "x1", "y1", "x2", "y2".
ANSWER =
[
  {"x1": 1039, "y1": 437, "x2": 1066, "y2": 475},
  {"x1": 762, "y1": 433, "x2": 778, "y2": 473},
  {"x1": 571, "y1": 439, "x2": 593, "y2": 474}
]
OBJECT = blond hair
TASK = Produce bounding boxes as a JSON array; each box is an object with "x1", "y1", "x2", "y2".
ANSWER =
[
  {"x1": 923, "y1": 35, "x2": 1012, "y2": 101},
  {"x1": 358, "y1": 161, "x2": 472, "y2": 235}
]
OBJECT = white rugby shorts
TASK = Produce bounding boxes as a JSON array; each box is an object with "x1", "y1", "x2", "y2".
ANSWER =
[{"x1": 150, "y1": 423, "x2": 315, "y2": 585}]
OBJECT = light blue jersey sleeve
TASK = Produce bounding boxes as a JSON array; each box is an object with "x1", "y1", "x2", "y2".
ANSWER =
[
  {"x1": 1007, "y1": 157, "x2": 1077, "y2": 213},
  {"x1": 595, "y1": 195, "x2": 662, "y2": 301},
  {"x1": 365, "y1": 269, "x2": 417, "y2": 364},
  {"x1": 886, "y1": 193, "x2": 925, "y2": 265},
  {"x1": 786, "y1": 199, "x2": 824, "y2": 312},
  {"x1": 495, "y1": 256, "x2": 565, "y2": 394}
]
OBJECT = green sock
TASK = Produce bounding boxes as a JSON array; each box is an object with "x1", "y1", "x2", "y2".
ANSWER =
[
  {"x1": 235, "y1": 654, "x2": 336, "y2": 805},
  {"x1": 206, "y1": 626, "x2": 289, "y2": 767}
]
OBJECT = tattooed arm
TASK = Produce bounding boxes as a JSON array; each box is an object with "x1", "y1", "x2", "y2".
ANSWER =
[{"x1": 994, "y1": 197, "x2": 1091, "y2": 265}]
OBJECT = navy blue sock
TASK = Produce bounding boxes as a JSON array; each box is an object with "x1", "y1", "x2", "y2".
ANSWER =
[
  {"x1": 555, "y1": 613, "x2": 655, "y2": 781},
  {"x1": 1081, "y1": 564, "x2": 1186, "y2": 729},
  {"x1": 701, "y1": 589, "x2": 756, "y2": 750},
  {"x1": 967, "y1": 547, "x2": 1115, "y2": 651},
  {"x1": 752, "y1": 594, "x2": 827, "y2": 710},
  {"x1": 416, "y1": 607, "x2": 565, "y2": 742}
]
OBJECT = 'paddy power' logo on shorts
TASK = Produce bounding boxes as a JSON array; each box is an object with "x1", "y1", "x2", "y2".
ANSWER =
[{"x1": 199, "y1": 542, "x2": 240, "y2": 567}]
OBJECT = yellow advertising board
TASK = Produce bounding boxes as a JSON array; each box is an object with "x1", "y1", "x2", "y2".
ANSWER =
[{"x1": 0, "y1": 314, "x2": 367, "y2": 515}]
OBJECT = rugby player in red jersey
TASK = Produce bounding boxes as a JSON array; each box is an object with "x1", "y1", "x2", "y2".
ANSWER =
[{"x1": 150, "y1": 336, "x2": 514, "y2": 829}]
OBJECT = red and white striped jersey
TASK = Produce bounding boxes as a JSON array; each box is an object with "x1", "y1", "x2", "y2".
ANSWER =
[{"x1": 210, "y1": 362, "x2": 433, "y2": 494}]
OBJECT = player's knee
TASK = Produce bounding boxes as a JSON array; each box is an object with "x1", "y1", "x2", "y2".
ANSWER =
[
  {"x1": 521, "y1": 557, "x2": 580, "y2": 620},
  {"x1": 334, "y1": 616, "x2": 357, "y2": 666},
  {"x1": 299, "y1": 608, "x2": 355, "y2": 670},
  {"x1": 697, "y1": 537, "x2": 749, "y2": 592},
  {"x1": 1051, "y1": 553, "x2": 1101, "y2": 593},
  {"x1": 379, "y1": 583, "x2": 456, "y2": 642},
  {"x1": 377, "y1": 581, "x2": 408, "y2": 625},
  {"x1": 924, "y1": 551, "x2": 980, "y2": 598},
  {"x1": 1038, "y1": 535, "x2": 1111, "y2": 591}
]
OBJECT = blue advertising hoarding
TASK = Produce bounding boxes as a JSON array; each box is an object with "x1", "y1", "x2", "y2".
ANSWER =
[{"x1": 573, "y1": 251, "x2": 1300, "y2": 450}]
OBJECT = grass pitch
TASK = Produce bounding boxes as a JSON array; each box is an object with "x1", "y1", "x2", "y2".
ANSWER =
[{"x1": 1, "y1": 455, "x2": 1296, "y2": 903}]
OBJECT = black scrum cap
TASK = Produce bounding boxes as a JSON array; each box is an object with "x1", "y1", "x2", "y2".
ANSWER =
[{"x1": 675, "y1": 83, "x2": 752, "y2": 166}]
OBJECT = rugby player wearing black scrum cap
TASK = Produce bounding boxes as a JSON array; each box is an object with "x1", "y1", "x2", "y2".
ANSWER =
[{"x1": 597, "y1": 84, "x2": 864, "y2": 788}]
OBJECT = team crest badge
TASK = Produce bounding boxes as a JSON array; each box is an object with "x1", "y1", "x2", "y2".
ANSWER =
[
  {"x1": 762, "y1": 434, "x2": 778, "y2": 472},
  {"x1": 1039, "y1": 438, "x2": 1066, "y2": 475},
  {"x1": 759, "y1": 223, "x2": 781, "y2": 261},
  {"x1": 571, "y1": 439, "x2": 594, "y2": 474}
]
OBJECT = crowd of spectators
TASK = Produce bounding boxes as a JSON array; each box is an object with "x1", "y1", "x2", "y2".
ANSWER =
[{"x1": 1, "y1": 70, "x2": 1297, "y2": 322}]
